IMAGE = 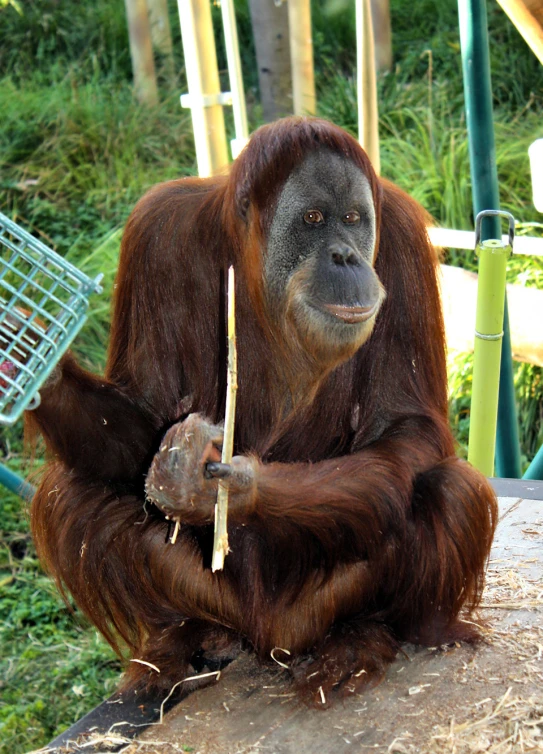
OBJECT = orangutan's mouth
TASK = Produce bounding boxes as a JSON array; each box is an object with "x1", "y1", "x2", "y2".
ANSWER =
[{"x1": 323, "y1": 303, "x2": 379, "y2": 324}]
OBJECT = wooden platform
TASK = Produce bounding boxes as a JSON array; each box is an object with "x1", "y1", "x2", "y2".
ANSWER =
[
  {"x1": 41, "y1": 485, "x2": 543, "y2": 754},
  {"x1": 497, "y1": 0, "x2": 543, "y2": 64}
]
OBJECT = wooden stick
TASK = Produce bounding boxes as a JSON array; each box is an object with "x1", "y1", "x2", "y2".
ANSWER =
[{"x1": 211, "y1": 266, "x2": 238, "y2": 571}]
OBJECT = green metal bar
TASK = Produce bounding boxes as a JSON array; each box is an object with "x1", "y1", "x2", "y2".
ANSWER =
[
  {"x1": 458, "y1": 0, "x2": 521, "y2": 478},
  {"x1": 0, "y1": 462, "x2": 35, "y2": 502},
  {"x1": 468, "y1": 214, "x2": 512, "y2": 476},
  {"x1": 523, "y1": 444, "x2": 543, "y2": 480}
]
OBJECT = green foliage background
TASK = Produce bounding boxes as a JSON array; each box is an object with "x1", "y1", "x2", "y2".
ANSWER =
[{"x1": 0, "y1": 0, "x2": 542, "y2": 751}]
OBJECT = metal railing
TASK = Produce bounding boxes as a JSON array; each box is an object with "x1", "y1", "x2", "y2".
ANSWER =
[{"x1": 0, "y1": 212, "x2": 102, "y2": 426}]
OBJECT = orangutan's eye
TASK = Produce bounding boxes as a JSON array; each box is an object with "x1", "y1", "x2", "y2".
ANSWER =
[
  {"x1": 343, "y1": 211, "x2": 361, "y2": 225},
  {"x1": 303, "y1": 209, "x2": 324, "y2": 225}
]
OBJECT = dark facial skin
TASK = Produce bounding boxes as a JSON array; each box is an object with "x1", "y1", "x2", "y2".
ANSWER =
[{"x1": 265, "y1": 150, "x2": 385, "y2": 360}]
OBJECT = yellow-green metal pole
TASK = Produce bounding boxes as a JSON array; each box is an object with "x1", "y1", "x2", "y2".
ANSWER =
[{"x1": 468, "y1": 211, "x2": 514, "y2": 476}]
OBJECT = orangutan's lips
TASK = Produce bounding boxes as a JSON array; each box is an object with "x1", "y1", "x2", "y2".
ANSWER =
[{"x1": 324, "y1": 303, "x2": 378, "y2": 323}]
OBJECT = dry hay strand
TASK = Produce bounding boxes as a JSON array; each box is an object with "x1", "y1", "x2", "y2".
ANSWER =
[
  {"x1": 29, "y1": 729, "x2": 187, "y2": 753},
  {"x1": 428, "y1": 557, "x2": 543, "y2": 753},
  {"x1": 430, "y1": 688, "x2": 543, "y2": 753},
  {"x1": 481, "y1": 559, "x2": 543, "y2": 611}
]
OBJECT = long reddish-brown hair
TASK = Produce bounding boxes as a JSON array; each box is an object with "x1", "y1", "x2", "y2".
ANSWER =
[
  {"x1": 105, "y1": 117, "x2": 447, "y2": 460},
  {"x1": 28, "y1": 117, "x2": 497, "y2": 704}
]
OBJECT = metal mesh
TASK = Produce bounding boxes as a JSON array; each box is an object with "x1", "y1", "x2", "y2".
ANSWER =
[{"x1": 0, "y1": 212, "x2": 102, "y2": 426}]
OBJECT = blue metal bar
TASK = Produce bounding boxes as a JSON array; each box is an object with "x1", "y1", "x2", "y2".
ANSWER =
[
  {"x1": 458, "y1": 0, "x2": 522, "y2": 478},
  {"x1": 0, "y1": 462, "x2": 35, "y2": 502}
]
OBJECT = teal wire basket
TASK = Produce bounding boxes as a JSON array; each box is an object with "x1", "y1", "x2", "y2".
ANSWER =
[{"x1": 0, "y1": 212, "x2": 102, "y2": 426}]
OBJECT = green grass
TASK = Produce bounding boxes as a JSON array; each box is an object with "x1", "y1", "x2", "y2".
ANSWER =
[
  {"x1": 1, "y1": 0, "x2": 542, "y2": 750},
  {"x1": 0, "y1": 74, "x2": 197, "y2": 244},
  {"x1": 0, "y1": 451, "x2": 122, "y2": 753}
]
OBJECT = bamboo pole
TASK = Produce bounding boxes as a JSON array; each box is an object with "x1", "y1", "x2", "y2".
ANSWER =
[
  {"x1": 124, "y1": 0, "x2": 159, "y2": 106},
  {"x1": 147, "y1": 0, "x2": 175, "y2": 82},
  {"x1": 468, "y1": 216, "x2": 513, "y2": 477},
  {"x1": 176, "y1": 0, "x2": 229, "y2": 177},
  {"x1": 219, "y1": 0, "x2": 249, "y2": 157},
  {"x1": 288, "y1": 0, "x2": 316, "y2": 116},
  {"x1": 212, "y1": 267, "x2": 238, "y2": 572},
  {"x1": 356, "y1": 0, "x2": 380, "y2": 173}
]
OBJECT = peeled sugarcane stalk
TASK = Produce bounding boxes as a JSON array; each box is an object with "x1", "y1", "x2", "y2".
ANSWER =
[{"x1": 211, "y1": 266, "x2": 238, "y2": 572}]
